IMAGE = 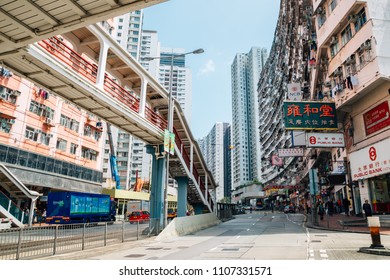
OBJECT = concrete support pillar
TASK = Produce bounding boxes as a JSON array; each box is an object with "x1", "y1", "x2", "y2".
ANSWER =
[
  {"x1": 193, "y1": 203, "x2": 205, "y2": 215},
  {"x1": 139, "y1": 78, "x2": 147, "y2": 117},
  {"x1": 146, "y1": 144, "x2": 166, "y2": 230},
  {"x1": 96, "y1": 40, "x2": 110, "y2": 89},
  {"x1": 175, "y1": 176, "x2": 188, "y2": 217}
]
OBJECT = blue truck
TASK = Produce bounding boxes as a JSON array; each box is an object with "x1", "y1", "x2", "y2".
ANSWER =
[{"x1": 45, "y1": 191, "x2": 116, "y2": 224}]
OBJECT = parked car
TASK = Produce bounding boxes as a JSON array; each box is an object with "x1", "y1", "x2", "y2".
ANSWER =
[
  {"x1": 0, "y1": 218, "x2": 12, "y2": 230},
  {"x1": 284, "y1": 205, "x2": 295, "y2": 213},
  {"x1": 167, "y1": 208, "x2": 177, "y2": 219},
  {"x1": 128, "y1": 210, "x2": 150, "y2": 224}
]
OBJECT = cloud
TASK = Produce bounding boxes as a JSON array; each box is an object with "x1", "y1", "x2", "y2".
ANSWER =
[{"x1": 199, "y1": 59, "x2": 215, "y2": 75}]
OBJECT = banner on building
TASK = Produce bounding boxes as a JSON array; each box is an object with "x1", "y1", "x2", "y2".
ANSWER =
[
  {"x1": 271, "y1": 154, "x2": 283, "y2": 166},
  {"x1": 363, "y1": 101, "x2": 390, "y2": 136},
  {"x1": 309, "y1": 168, "x2": 319, "y2": 195},
  {"x1": 164, "y1": 130, "x2": 175, "y2": 155},
  {"x1": 283, "y1": 101, "x2": 338, "y2": 130},
  {"x1": 306, "y1": 132, "x2": 345, "y2": 147},
  {"x1": 349, "y1": 138, "x2": 390, "y2": 180},
  {"x1": 278, "y1": 148, "x2": 304, "y2": 157},
  {"x1": 287, "y1": 83, "x2": 302, "y2": 101}
]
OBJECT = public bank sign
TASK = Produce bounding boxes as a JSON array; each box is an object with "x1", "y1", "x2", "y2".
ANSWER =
[
  {"x1": 283, "y1": 101, "x2": 338, "y2": 130},
  {"x1": 349, "y1": 138, "x2": 390, "y2": 180}
]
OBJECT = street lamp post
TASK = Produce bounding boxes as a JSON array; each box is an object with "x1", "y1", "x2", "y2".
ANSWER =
[{"x1": 144, "y1": 48, "x2": 204, "y2": 228}]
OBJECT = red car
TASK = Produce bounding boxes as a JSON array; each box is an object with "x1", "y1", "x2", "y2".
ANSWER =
[{"x1": 128, "y1": 210, "x2": 150, "y2": 224}]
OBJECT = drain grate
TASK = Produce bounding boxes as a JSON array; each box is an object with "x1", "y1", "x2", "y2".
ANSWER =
[
  {"x1": 314, "y1": 235, "x2": 328, "y2": 237},
  {"x1": 146, "y1": 247, "x2": 163, "y2": 250},
  {"x1": 125, "y1": 254, "x2": 146, "y2": 258},
  {"x1": 222, "y1": 248, "x2": 239, "y2": 251},
  {"x1": 177, "y1": 246, "x2": 190, "y2": 249},
  {"x1": 311, "y1": 240, "x2": 321, "y2": 243}
]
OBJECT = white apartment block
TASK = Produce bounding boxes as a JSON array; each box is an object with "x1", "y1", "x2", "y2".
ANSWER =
[{"x1": 231, "y1": 47, "x2": 267, "y2": 189}]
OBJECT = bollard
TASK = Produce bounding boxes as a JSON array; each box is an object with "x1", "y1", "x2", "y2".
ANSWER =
[{"x1": 367, "y1": 217, "x2": 384, "y2": 249}]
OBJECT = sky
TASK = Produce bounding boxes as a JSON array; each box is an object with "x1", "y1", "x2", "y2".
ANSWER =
[{"x1": 143, "y1": 0, "x2": 280, "y2": 139}]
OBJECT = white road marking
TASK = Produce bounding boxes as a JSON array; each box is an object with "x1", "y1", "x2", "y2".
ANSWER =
[{"x1": 236, "y1": 235, "x2": 241, "y2": 239}]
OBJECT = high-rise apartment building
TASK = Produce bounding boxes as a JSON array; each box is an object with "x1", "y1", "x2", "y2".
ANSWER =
[
  {"x1": 113, "y1": 10, "x2": 144, "y2": 60},
  {"x1": 158, "y1": 47, "x2": 193, "y2": 124},
  {"x1": 231, "y1": 47, "x2": 268, "y2": 189},
  {"x1": 198, "y1": 123, "x2": 232, "y2": 202}
]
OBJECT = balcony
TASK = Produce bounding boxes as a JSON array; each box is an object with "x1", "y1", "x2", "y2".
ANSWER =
[{"x1": 316, "y1": 0, "x2": 364, "y2": 48}]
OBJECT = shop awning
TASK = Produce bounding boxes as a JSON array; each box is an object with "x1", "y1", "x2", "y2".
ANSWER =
[{"x1": 327, "y1": 173, "x2": 346, "y2": 185}]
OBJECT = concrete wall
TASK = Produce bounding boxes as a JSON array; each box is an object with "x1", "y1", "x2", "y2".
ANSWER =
[{"x1": 156, "y1": 213, "x2": 221, "y2": 241}]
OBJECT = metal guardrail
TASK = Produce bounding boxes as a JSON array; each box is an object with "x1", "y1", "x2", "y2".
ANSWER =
[{"x1": 0, "y1": 219, "x2": 160, "y2": 260}]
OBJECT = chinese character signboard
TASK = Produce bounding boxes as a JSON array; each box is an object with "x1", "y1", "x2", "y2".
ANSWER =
[
  {"x1": 363, "y1": 101, "x2": 390, "y2": 136},
  {"x1": 306, "y1": 132, "x2": 345, "y2": 148},
  {"x1": 349, "y1": 138, "x2": 390, "y2": 180},
  {"x1": 283, "y1": 101, "x2": 338, "y2": 130}
]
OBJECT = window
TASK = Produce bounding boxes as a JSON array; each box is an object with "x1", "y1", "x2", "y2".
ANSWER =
[
  {"x1": 70, "y1": 143, "x2": 78, "y2": 155},
  {"x1": 84, "y1": 125, "x2": 92, "y2": 136},
  {"x1": 330, "y1": 42, "x2": 339, "y2": 58},
  {"x1": 119, "y1": 18, "x2": 123, "y2": 23},
  {"x1": 0, "y1": 117, "x2": 14, "y2": 133},
  {"x1": 328, "y1": 0, "x2": 338, "y2": 12},
  {"x1": 60, "y1": 115, "x2": 79, "y2": 132},
  {"x1": 341, "y1": 25, "x2": 352, "y2": 46},
  {"x1": 81, "y1": 147, "x2": 98, "y2": 161},
  {"x1": 354, "y1": 8, "x2": 367, "y2": 32},
  {"x1": 0, "y1": 86, "x2": 20, "y2": 104},
  {"x1": 29, "y1": 100, "x2": 54, "y2": 118},
  {"x1": 25, "y1": 126, "x2": 39, "y2": 141},
  {"x1": 56, "y1": 138, "x2": 67, "y2": 151}
]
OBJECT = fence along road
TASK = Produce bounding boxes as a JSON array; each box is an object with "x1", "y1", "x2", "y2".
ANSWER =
[{"x1": 0, "y1": 219, "x2": 159, "y2": 260}]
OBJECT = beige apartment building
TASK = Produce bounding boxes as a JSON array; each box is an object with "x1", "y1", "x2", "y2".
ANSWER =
[{"x1": 312, "y1": 0, "x2": 390, "y2": 214}]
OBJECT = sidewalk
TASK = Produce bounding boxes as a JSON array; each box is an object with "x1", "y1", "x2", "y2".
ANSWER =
[{"x1": 305, "y1": 212, "x2": 390, "y2": 235}]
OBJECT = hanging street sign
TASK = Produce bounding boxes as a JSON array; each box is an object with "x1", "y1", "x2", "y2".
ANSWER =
[
  {"x1": 278, "y1": 148, "x2": 304, "y2": 157},
  {"x1": 287, "y1": 83, "x2": 302, "y2": 101},
  {"x1": 283, "y1": 101, "x2": 338, "y2": 130},
  {"x1": 306, "y1": 132, "x2": 345, "y2": 147}
]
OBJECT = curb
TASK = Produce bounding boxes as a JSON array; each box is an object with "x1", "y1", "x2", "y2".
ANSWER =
[{"x1": 358, "y1": 247, "x2": 390, "y2": 256}]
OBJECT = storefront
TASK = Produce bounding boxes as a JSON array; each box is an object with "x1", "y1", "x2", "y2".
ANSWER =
[
  {"x1": 368, "y1": 174, "x2": 390, "y2": 213},
  {"x1": 349, "y1": 138, "x2": 390, "y2": 214}
]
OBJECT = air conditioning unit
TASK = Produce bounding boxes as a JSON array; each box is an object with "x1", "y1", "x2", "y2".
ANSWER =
[
  {"x1": 333, "y1": 67, "x2": 343, "y2": 76},
  {"x1": 362, "y1": 39, "x2": 371, "y2": 50},
  {"x1": 317, "y1": 7, "x2": 324, "y2": 15},
  {"x1": 345, "y1": 54, "x2": 356, "y2": 65},
  {"x1": 324, "y1": 81, "x2": 332, "y2": 88},
  {"x1": 44, "y1": 117, "x2": 52, "y2": 124},
  {"x1": 348, "y1": 14, "x2": 357, "y2": 23},
  {"x1": 330, "y1": 36, "x2": 338, "y2": 45}
]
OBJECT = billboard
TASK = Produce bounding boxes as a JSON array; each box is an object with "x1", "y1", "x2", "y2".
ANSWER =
[
  {"x1": 349, "y1": 138, "x2": 390, "y2": 180},
  {"x1": 283, "y1": 101, "x2": 338, "y2": 130},
  {"x1": 363, "y1": 101, "x2": 390, "y2": 136},
  {"x1": 306, "y1": 132, "x2": 345, "y2": 147},
  {"x1": 278, "y1": 148, "x2": 304, "y2": 157}
]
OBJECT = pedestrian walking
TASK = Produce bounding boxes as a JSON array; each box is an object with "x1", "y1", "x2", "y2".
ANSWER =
[
  {"x1": 326, "y1": 199, "x2": 334, "y2": 216},
  {"x1": 342, "y1": 197, "x2": 350, "y2": 216},
  {"x1": 362, "y1": 200, "x2": 372, "y2": 218},
  {"x1": 318, "y1": 201, "x2": 325, "y2": 221}
]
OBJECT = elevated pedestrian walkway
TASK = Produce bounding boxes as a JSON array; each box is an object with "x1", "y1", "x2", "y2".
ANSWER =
[{"x1": 0, "y1": 164, "x2": 41, "y2": 227}]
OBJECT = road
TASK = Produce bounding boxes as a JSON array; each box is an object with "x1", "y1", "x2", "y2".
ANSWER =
[{"x1": 86, "y1": 212, "x2": 390, "y2": 260}]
